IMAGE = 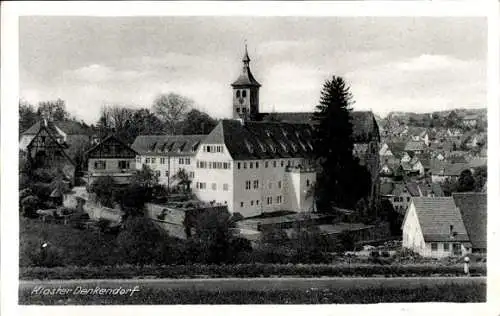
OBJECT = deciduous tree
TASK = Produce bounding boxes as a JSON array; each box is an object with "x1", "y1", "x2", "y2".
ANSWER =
[{"x1": 153, "y1": 93, "x2": 193, "y2": 134}]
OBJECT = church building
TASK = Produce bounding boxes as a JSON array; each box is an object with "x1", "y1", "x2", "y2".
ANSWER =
[{"x1": 189, "y1": 45, "x2": 380, "y2": 217}]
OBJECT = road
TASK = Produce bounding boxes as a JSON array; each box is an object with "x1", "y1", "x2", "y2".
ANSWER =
[{"x1": 19, "y1": 276, "x2": 486, "y2": 292}]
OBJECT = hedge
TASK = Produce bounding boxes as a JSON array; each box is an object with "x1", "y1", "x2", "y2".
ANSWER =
[{"x1": 20, "y1": 263, "x2": 486, "y2": 280}]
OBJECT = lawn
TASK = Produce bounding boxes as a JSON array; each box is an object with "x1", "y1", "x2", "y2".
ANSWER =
[{"x1": 19, "y1": 282, "x2": 486, "y2": 304}]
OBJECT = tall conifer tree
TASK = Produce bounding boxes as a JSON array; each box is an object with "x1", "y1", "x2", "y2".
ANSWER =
[{"x1": 312, "y1": 76, "x2": 358, "y2": 210}]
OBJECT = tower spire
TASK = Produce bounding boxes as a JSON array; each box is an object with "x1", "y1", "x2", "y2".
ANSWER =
[{"x1": 243, "y1": 40, "x2": 250, "y2": 63}]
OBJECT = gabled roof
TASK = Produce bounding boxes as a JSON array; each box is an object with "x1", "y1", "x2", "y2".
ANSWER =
[
  {"x1": 26, "y1": 122, "x2": 76, "y2": 166},
  {"x1": 131, "y1": 135, "x2": 206, "y2": 157},
  {"x1": 258, "y1": 111, "x2": 380, "y2": 143},
  {"x1": 86, "y1": 134, "x2": 138, "y2": 158},
  {"x1": 203, "y1": 120, "x2": 315, "y2": 161},
  {"x1": 412, "y1": 197, "x2": 469, "y2": 242},
  {"x1": 452, "y1": 192, "x2": 486, "y2": 250},
  {"x1": 22, "y1": 120, "x2": 92, "y2": 136}
]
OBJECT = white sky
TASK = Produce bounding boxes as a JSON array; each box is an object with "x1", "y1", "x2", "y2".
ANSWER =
[{"x1": 19, "y1": 16, "x2": 487, "y2": 123}]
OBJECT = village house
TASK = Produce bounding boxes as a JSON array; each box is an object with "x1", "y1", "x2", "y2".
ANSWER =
[
  {"x1": 452, "y1": 192, "x2": 487, "y2": 254},
  {"x1": 404, "y1": 140, "x2": 426, "y2": 155},
  {"x1": 429, "y1": 162, "x2": 469, "y2": 183},
  {"x1": 402, "y1": 197, "x2": 471, "y2": 258},
  {"x1": 462, "y1": 114, "x2": 479, "y2": 128},
  {"x1": 20, "y1": 114, "x2": 97, "y2": 171},
  {"x1": 86, "y1": 134, "x2": 138, "y2": 185},
  {"x1": 131, "y1": 135, "x2": 206, "y2": 188},
  {"x1": 381, "y1": 181, "x2": 444, "y2": 215},
  {"x1": 20, "y1": 119, "x2": 77, "y2": 184}
]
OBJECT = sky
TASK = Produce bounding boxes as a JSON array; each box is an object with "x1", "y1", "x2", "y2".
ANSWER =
[{"x1": 19, "y1": 16, "x2": 487, "y2": 123}]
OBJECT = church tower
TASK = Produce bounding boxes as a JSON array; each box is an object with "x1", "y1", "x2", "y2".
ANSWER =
[{"x1": 231, "y1": 44, "x2": 261, "y2": 121}]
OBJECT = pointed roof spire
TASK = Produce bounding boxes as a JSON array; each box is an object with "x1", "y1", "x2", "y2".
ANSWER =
[
  {"x1": 231, "y1": 41, "x2": 261, "y2": 87},
  {"x1": 243, "y1": 40, "x2": 250, "y2": 63}
]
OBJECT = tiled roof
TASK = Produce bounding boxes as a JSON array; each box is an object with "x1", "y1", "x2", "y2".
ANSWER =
[
  {"x1": 404, "y1": 140, "x2": 426, "y2": 152},
  {"x1": 258, "y1": 111, "x2": 380, "y2": 143},
  {"x1": 22, "y1": 120, "x2": 93, "y2": 135},
  {"x1": 430, "y1": 162, "x2": 469, "y2": 177},
  {"x1": 87, "y1": 134, "x2": 138, "y2": 158},
  {"x1": 412, "y1": 197, "x2": 469, "y2": 242},
  {"x1": 453, "y1": 192, "x2": 487, "y2": 250},
  {"x1": 131, "y1": 135, "x2": 206, "y2": 157},
  {"x1": 203, "y1": 120, "x2": 315, "y2": 161}
]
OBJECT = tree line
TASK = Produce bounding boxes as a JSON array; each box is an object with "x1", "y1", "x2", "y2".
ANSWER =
[{"x1": 19, "y1": 93, "x2": 218, "y2": 144}]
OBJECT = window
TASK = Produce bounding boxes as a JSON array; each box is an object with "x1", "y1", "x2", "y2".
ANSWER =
[
  {"x1": 186, "y1": 158, "x2": 190, "y2": 165},
  {"x1": 238, "y1": 162, "x2": 241, "y2": 169},
  {"x1": 250, "y1": 162, "x2": 253, "y2": 169},
  {"x1": 145, "y1": 158, "x2": 151, "y2": 164},
  {"x1": 151, "y1": 158, "x2": 156, "y2": 164},
  {"x1": 179, "y1": 158, "x2": 184, "y2": 164},
  {"x1": 94, "y1": 160, "x2": 106, "y2": 170},
  {"x1": 199, "y1": 182, "x2": 206, "y2": 190},
  {"x1": 244, "y1": 162, "x2": 247, "y2": 169},
  {"x1": 212, "y1": 183, "x2": 217, "y2": 191},
  {"x1": 276, "y1": 196, "x2": 282, "y2": 204},
  {"x1": 265, "y1": 161, "x2": 269, "y2": 168},
  {"x1": 278, "y1": 181, "x2": 282, "y2": 189},
  {"x1": 273, "y1": 161, "x2": 277, "y2": 168},
  {"x1": 251, "y1": 200, "x2": 254, "y2": 206},
  {"x1": 189, "y1": 172, "x2": 194, "y2": 178},
  {"x1": 281, "y1": 161, "x2": 284, "y2": 167},
  {"x1": 155, "y1": 171, "x2": 161, "y2": 177},
  {"x1": 256, "y1": 162, "x2": 259, "y2": 169},
  {"x1": 287, "y1": 160, "x2": 291, "y2": 167},
  {"x1": 242, "y1": 90, "x2": 247, "y2": 97},
  {"x1": 242, "y1": 108, "x2": 247, "y2": 113},
  {"x1": 245, "y1": 180, "x2": 251, "y2": 190},
  {"x1": 431, "y1": 243, "x2": 438, "y2": 251},
  {"x1": 267, "y1": 197, "x2": 272, "y2": 205},
  {"x1": 136, "y1": 157, "x2": 141, "y2": 163},
  {"x1": 240, "y1": 202, "x2": 244, "y2": 207},
  {"x1": 306, "y1": 179, "x2": 310, "y2": 187},
  {"x1": 165, "y1": 171, "x2": 169, "y2": 177},
  {"x1": 236, "y1": 90, "x2": 240, "y2": 98},
  {"x1": 118, "y1": 160, "x2": 130, "y2": 169},
  {"x1": 444, "y1": 243, "x2": 450, "y2": 251},
  {"x1": 256, "y1": 200, "x2": 259, "y2": 205},
  {"x1": 237, "y1": 108, "x2": 241, "y2": 113},
  {"x1": 207, "y1": 146, "x2": 211, "y2": 153},
  {"x1": 223, "y1": 183, "x2": 229, "y2": 191},
  {"x1": 407, "y1": 197, "x2": 411, "y2": 202},
  {"x1": 253, "y1": 180, "x2": 259, "y2": 189}
]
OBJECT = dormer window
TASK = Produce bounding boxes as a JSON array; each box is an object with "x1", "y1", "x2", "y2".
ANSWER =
[
  {"x1": 236, "y1": 90, "x2": 241, "y2": 98},
  {"x1": 244, "y1": 139, "x2": 254, "y2": 153},
  {"x1": 258, "y1": 140, "x2": 266, "y2": 152},
  {"x1": 242, "y1": 90, "x2": 247, "y2": 98},
  {"x1": 280, "y1": 141, "x2": 288, "y2": 152}
]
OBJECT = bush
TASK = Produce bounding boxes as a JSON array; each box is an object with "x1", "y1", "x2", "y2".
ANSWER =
[
  {"x1": 21, "y1": 195, "x2": 41, "y2": 218},
  {"x1": 19, "y1": 263, "x2": 487, "y2": 280}
]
